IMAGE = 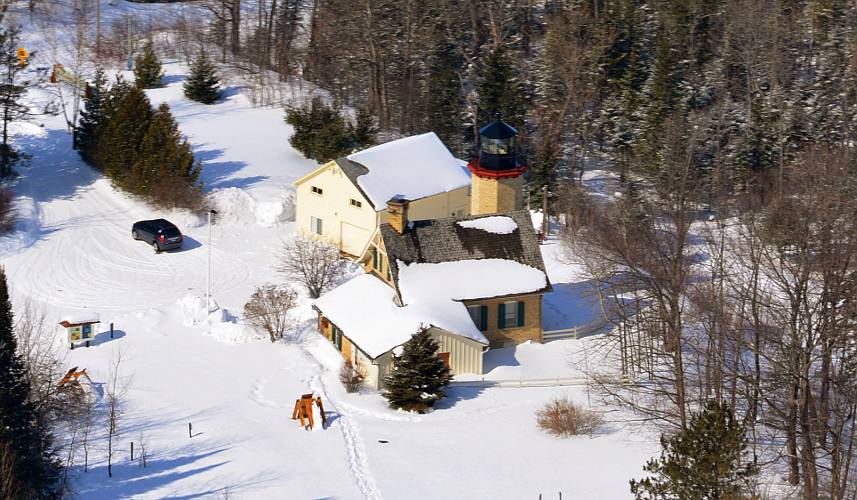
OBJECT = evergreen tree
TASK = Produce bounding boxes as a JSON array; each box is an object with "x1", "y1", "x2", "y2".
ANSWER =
[
  {"x1": 76, "y1": 68, "x2": 109, "y2": 163},
  {"x1": 183, "y1": 51, "x2": 220, "y2": 104},
  {"x1": 134, "y1": 40, "x2": 164, "y2": 89},
  {"x1": 96, "y1": 86, "x2": 153, "y2": 181},
  {"x1": 476, "y1": 45, "x2": 525, "y2": 128},
  {"x1": 285, "y1": 97, "x2": 352, "y2": 161},
  {"x1": 630, "y1": 400, "x2": 755, "y2": 500},
  {"x1": 90, "y1": 75, "x2": 132, "y2": 170},
  {"x1": 126, "y1": 102, "x2": 200, "y2": 195},
  {"x1": 0, "y1": 26, "x2": 33, "y2": 177},
  {"x1": 349, "y1": 107, "x2": 377, "y2": 150},
  {"x1": 426, "y1": 39, "x2": 465, "y2": 155},
  {"x1": 0, "y1": 267, "x2": 60, "y2": 499},
  {"x1": 382, "y1": 328, "x2": 452, "y2": 413}
]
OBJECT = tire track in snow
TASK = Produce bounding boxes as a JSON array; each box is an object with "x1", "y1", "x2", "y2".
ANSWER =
[{"x1": 296, "y1": 348, "x2": 384, "y2": 500}]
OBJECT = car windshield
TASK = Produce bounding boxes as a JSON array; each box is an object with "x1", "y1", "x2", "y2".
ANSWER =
[{"x1": 162, "y1": 228, "x2": 180, "y2": 238}]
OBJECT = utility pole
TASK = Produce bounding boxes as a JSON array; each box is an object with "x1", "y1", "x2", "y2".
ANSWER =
[{"x1": 206, "y1": 210, "x2": 217, "y2": 310}]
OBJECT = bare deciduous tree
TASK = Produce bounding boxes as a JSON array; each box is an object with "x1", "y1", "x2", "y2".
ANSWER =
[
  {"x1": 276, "y1": 235, "x2": 346, "y2": 299},
  {"x1": 243, "y1": 283, "x2": 298, "y2": 342},
  {"x1": 105, "y1": 348, "x2": 128, "y2": 479}
]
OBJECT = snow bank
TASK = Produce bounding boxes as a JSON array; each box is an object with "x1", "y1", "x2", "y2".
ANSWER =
[
  {"x1": 347, "y1": 132, "x2": 471, "y2": 207},
  {"x1": 208, "y1": 188, "x2": 295, "y2": 227},
  {"x1": 178, "y1": 294, "x2": 262, "y2": 344},
  {"x1": 457, "y1": 216, "x2": 518, "y2": 234}
]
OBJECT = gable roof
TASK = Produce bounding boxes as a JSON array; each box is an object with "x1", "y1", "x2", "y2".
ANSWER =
[
  {"x1": 336, "y1": 132, "x2": 471, "y2": 209},
  {"x1": 380, "y1": 210, "x2": 552, "y2": 299},
  {"x1": 313, "y1": 274, "x2": 488, "y2": 359}
]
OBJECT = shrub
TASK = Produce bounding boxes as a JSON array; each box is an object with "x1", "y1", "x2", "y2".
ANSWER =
[
  {"x1": 276, "y1": 235, "x2": 346, "y2": 299},
  {"x1": 536, "y1": 397, "x2": 603, "y2": 437},
  {"x1": 339, "y1": 361, "x2": 365, "y2": 393},
  {"x1": 243, "y1": 284, "x2": 298, "y2": 342},
  {"x1": 0, "y1": 188, "x2": 14, "y2": 235}
]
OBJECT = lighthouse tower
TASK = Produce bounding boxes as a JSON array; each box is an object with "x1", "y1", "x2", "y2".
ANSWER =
[{"x1": 468, "y1": 118, "x2": 526, "y2": 215}]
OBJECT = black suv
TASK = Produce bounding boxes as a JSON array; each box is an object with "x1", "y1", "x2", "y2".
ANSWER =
[{"x1": 132, "y1": 219, "x2": 183, "y2": 252}]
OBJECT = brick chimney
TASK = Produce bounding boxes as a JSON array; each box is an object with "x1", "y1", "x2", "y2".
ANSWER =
[{"x1": 387, "y1": 197, "x2": 409, "y2": 235}]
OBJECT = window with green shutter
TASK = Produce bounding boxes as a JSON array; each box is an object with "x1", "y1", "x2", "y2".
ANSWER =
[
  {"x1": 499, "y1": 301, "x2": 524, "y2": 329},
  {"x1": 468, "y1": 305, "x2": 489, "y2": 331}
]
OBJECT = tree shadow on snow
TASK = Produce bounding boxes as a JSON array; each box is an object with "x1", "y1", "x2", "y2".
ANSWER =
[
  {"x1": 432, "y1": 385, "x2": 487, "y2": 410},
  {"x1": 218, "y1": 86, "x2": 243, "y2": 101},
  {"x1": 162, "y1": 74, "x2": 187, "y2": 86},
  {"x1": 192, "y1": 147, "x2": 267, "y2": 191},
  {"x1": 13, "y1": 128, "x2": 101, "y2": 204}
]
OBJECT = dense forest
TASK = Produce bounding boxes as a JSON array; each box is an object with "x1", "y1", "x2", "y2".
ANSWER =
[{"x1": 169, "y1": 0, "x2": 857, "y2": 207}]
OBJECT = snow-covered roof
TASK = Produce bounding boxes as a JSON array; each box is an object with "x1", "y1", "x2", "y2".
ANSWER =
[
  {"x1": 398, "y1": 259, "x2": 548, "y2": 304},
  {"x1": 343, "y1": 132, "x2": 471, "y2": 208},
  {"x1": 313, "y1": 274, "x2": 488, "y2": 359},
  {"x1": 457, "y1": 216, "x2": 518, "y2": 234},
  {"x1": 380, "y1": 210, "x2": 551, "y2": 294},
  {"x1": 59, "y1": 313, "x2": 101, "y2": 326}
]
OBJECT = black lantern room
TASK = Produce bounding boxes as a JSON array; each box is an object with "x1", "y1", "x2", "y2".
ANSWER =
[{"x1": 468, "y1": 118, "x2": 526, "y2": 178}]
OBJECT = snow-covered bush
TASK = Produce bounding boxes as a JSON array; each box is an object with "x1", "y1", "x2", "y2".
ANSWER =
[{"x1": 536, "y1": 398, "x2": 603, "y2": 437}]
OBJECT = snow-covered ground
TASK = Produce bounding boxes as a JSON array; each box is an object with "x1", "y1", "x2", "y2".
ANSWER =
[{"x1": 0, "y1": 2, "x2": 659, "y2": 498}]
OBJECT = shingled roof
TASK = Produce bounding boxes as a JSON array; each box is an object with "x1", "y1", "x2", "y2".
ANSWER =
[{"x1": 380, "y1": 210, "x2": 552, "y2": 298}]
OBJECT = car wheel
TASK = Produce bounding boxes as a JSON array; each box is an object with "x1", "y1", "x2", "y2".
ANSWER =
[
  {"x1": 152, "y1": 241, "x2": 160, "y2": 253},
  {"x1": 132, "y1": 230, "x2": 139, "y2": 240}
]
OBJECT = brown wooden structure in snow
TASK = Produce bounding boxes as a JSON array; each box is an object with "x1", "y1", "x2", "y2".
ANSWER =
[{"x1": 291, "y1": 393, "x2": 327, "y2": 430}]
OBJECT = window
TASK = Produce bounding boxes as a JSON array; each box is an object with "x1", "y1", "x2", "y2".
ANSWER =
[
  {"x1": 468, "y1": 305, "x2": 488, "y2": 331},
  {"x1": 310, "y1": 216, "x2": 323, "y2": 235},
  {"x1": 350, "y1": 198, "x2": 362, "y2": 208},
  {"x1": 498, "y1": 301, "x2": 525, "y2": 329},
  {"x1": 311, "y1": 186, "x2": 323, "y2": 195}
]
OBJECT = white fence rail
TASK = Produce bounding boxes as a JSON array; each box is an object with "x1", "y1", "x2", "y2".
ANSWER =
[
  {"x1": 450, "y1": 377, "x2": 589, "y2": 388},
  {"x1": 542, "y1": 317, "x2": 609, "y2": 342}
]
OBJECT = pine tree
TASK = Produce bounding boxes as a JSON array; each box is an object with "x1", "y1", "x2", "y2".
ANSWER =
[
  {"x1": 90, "y1": 75, "x2": 131, "y2": 170},
  {"x1": 0, "y1": 26, "x2": 33, "y2": 177},
  {"x1": 476, "y1": 45, "x2": 525, "y2": 128},
  {"x1": 126, "y1": 102, "x2": 200, "y2": 195},
  {"x1": 96, "y1": 86, "x2": 153, "y2": 182},
  {"x1": 76, "y1": 68, "x2": 109, "y2": 164},
  {"x1": 285, "y1": 97, "x2": 352, "y2": 161},
  {"x1": 0, "y1": 267, "x2": 60, "y2": 499},
  {"x1": 134, "y1": 39, "x2": 164, "y2": 89},
  {"x1": 382, "y1": 328, "x2": 452, "y2": 413},
  {"x1": 427, "y1": 39, "x2": 465, "y2": 155},
  {"x1": 349, "y1": 107, "x2": 377, "y2": 150},
  {"x1": 183, "y1": 51, "x2": 220, "y2": 104},
  {"x1": 630, "y1": 400, "x2": 755, "y2": 499}
]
